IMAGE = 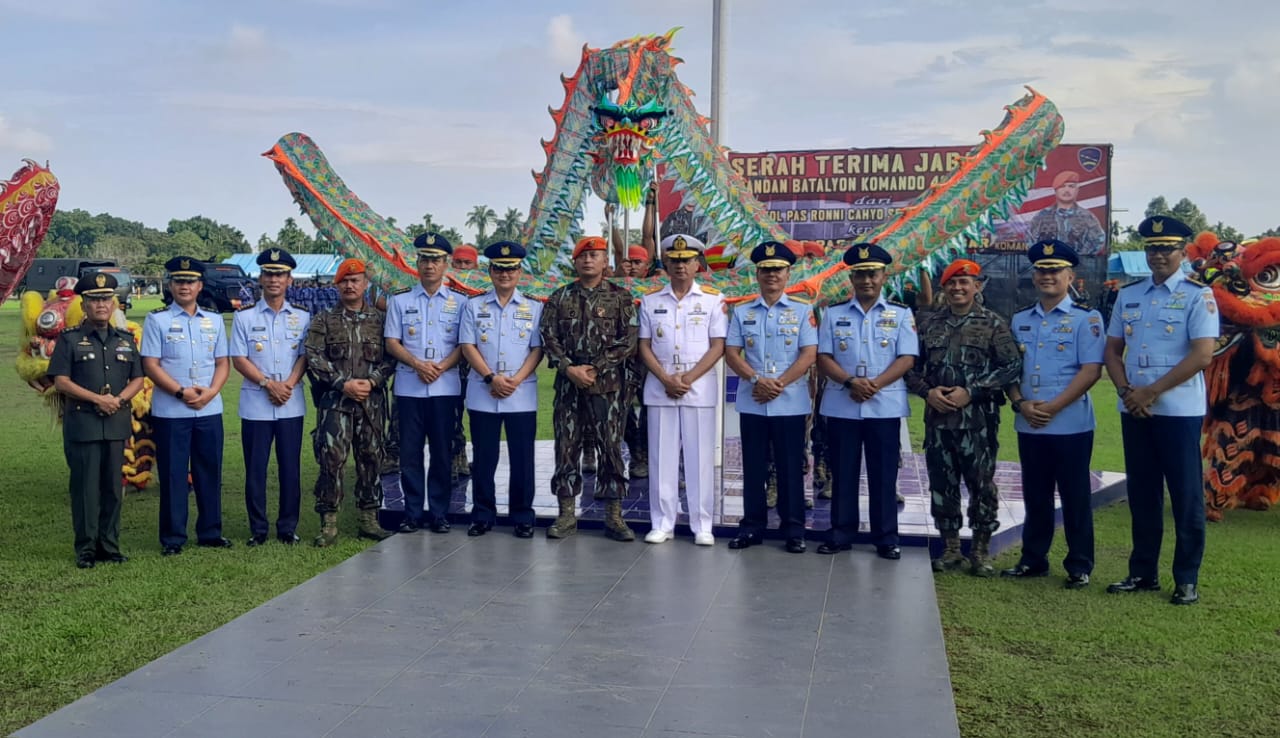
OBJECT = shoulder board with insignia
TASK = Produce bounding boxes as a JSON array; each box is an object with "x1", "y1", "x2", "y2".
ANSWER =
[
  {"x1": 1072, "y1": 302, "x2": 1092, "y2": 311},
  {"x1": 700, "y1": 285, "x2": 721, "y2": 295},
  {"x1": 644, "y1": 284, "x2": 664, "y2": 295},
  {"x1": 293, "y1": 305, "x2": 309, "y2": 312},
  {"x1": 1123, "y1": 278, "x2": 1145, "y2": 288},
  {"x1": 114, "y1": 327, "x2": 135, "y2": 339},
  {"x1": 237, "y1": 303, "x2": 255, "y2": 312},
  {"x1": 150, "y1": 305, "x2": 168, "y2": 313},
  {"x1": 60, "y1": 325, "x2": 82, "y2": 336},
  {"x1": 1185, "y1": 277, "x2": 1206, "y2": 287},
  {"x1": 789, "y1": 295, "x2": 812, "y2": 304},
  {"x1": 830, "y1": 299, "x2": 853, "y2": 309},
  {"x1": 393, "y1": 286, "x2": 412, "y2": 295},
  {"x1": 1014, "y1": 302, "x2": 1037, "y2": 314},
  {"x1": 449, "y1": 286, "x2": 469, "y2": 296},
  {"x1": 885, "y1": 300, "x2": 908, "y2": 310}
]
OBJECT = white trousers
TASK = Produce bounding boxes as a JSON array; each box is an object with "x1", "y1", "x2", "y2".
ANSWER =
[{"x1": 647, "y1": 405, "x2": 717, "y2": 535}]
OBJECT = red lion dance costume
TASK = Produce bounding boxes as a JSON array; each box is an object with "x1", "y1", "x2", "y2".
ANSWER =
[{"x1": 1187, "y1": 232, "x2": 1280, "y2": 520}]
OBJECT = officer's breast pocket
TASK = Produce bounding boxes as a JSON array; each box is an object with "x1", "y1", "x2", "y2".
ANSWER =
[
  {"x1": 1157, "y1": 311, "x2": 1186, "y2": 340},
  {"x1": 161, "y1": 336, "x2": 185, "y2": 359},
  {"x1": 326, "y1": 341, "x2": 350, "y2": 360},
  {"x1": 74, "y1": 346, "x2": 95, "y2": 363}
]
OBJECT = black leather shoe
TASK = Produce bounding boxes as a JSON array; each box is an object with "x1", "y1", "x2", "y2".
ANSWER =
[
  {"x1": 513, "y1": 524, "x2": 534, "y2": 538},
  {"x1": 161, "y1": 545, "x2": 183, "y2": 557},
  {"x1": 1064, "y1": 573, "x2": 1090, "y2": 590},
  {"x1": 277, "y1": 533, "x2": 301, "y2": 545},
  {"x1": 76, "y1": 555, "x2": 95, "y2": 569},
  {"x1": 1106, "y1": 576, "x2": 1161, "y2": 594},
  {"x1": 785, "y1": 538, "x2": 807, "y2": 554},
  {"x1": 396, "y1": 519, "x2": 421, "y2": 534},
  {"x1": 430, "y1": 519, "x2": 452, "y2": 534},
  {"x1": 467, "y1": 522, "x2": 491, "y2": 537},
  {"x1": 876, "y1": 545, "x2": 902, "y2": 560},
  {"x1": 816, "y1": 542, "x2": 852, "y2": 555},
  {"x1": 246, "y1": 534, "x2": 268, "y2": 547},
  {"x1": 95, "y1": 550, "x2": 128, "y2": 563},
  {"x1": 1170, "y1": 583, "x2": 1199, "y2": 605},
  {"x1": 728, "y1": 533, "x2": 762, "y2": 550},
  {"x1": 1001, "y1": 563, "x2": 1049, "y2": 578},
  {"x1": 197, "y1": 537, "x2": 234, "y2": 549}
]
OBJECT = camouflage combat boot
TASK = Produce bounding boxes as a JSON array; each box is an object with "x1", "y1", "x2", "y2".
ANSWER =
[
  {"x1": 931, "y1": 534, "x2": 966, "y2": 572},
  {"x1": 766, "y1": 474, "x2": 778, "y2": 509},
  {"x1": 603, "y1": 499, "x2": 635, "y2": 542},
  {"x1": 357, "y1": 509, "x2": 393, "y2": 541},
  {"x1": 546, "y1": 497, "x2": 578, "y2": 539},
  {"x1": 814, "y1": 458, "x2": 832, "y2": 499},
  {"x1": 314, "y1": 512, "x2": 339, "y2": 548},
  {"x1": 628, "y1": 453, "x2": 648, "y2": 480},
  {"x1": 452, "y1": 451, "x2": 471, "y2": 480},
  {"x1": 969, "y1": 531, "x2": 995, "y2": 578}
]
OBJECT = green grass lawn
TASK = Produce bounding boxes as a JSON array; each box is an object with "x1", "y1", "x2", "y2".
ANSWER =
[{"x1": 1, "y1": 295, "x2": 1275, "y2": 737}]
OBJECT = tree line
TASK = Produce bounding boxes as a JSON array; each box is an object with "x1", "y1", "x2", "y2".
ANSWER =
[
  {"x1": 36, "y1": 205, "x2": 532, "y2": 276},
  {"x1": 1111, "y1": 196, "x2": 1280, "y2": 251}
]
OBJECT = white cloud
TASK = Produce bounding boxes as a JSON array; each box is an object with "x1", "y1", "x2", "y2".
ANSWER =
[
  {"x1": 547, "y1": 15, "x2": 584, "y2": 68},
  {"x1": 0, "y1": 115, "x2": 53, "y2": 155}
]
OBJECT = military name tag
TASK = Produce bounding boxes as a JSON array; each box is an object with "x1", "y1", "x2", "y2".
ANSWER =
[
  {"x1": 478, "y1": 311, "x2": 492, "y2": 319},
  {"x1": 654, "y1": 308, "x2": 668, "y2": 314},
  {"x1": 836, "y1": 319, "x2": 851, "y2": 327}
]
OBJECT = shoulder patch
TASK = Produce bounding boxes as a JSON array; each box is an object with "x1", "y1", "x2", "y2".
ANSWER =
[{"x1": 700, "y1": 285, "x2": 721, "y2": 295}]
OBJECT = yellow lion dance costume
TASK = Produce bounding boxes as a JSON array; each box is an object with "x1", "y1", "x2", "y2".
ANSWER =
[
  {"x1": 17, "y1": 279, "x2": 156, "y2": 490},
  {"x1": 1187, "y1": 233, "x2": 1280, "y2": 520}
]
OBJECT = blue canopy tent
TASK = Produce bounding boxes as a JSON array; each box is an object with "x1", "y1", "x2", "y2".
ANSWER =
[
  {"x1": 223, "y1": 253, "x2": 341, "y2": 280},
  {"x1": 1107, "y1": 251, "x2": 1193, "y2": 281}
]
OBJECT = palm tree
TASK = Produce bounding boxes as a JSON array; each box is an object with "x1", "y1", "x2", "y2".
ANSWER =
[
  {"x1": 494, "y1": 208, "x2": 524, "y2": 242},
  {"x1": 466, "y1": 205, "x2": 497, "y2": 244}
]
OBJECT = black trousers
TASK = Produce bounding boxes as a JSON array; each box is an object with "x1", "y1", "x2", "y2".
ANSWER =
[
  {"x1": 739, "y1": 413, "x2": 807, "y2": 538},
  {"x1": 64, "y1": 438, "x2": 124, "y2": 558},
  {"x1": 826, "y1": 417, "x2": 900, "y2": 547},
  {"x1": 1120, "y1": 414, "x2": 1205, "y2": 585},
  {"x1": 398, "y1": 395, "x2": 461, "y2": 525},
  {"x1": 469, "y1": 410, "x2": 537, "y2": 525},
  {"x1": 1016, "y1": 431, "x2": 1094, "y2": 575},
  {"x1": 242, "y1": 417, "x2": 304, "y2": 537}
]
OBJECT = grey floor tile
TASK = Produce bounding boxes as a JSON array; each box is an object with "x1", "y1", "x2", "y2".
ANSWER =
[
  {"x1": 363, "y1": 672, "x2": 527, "y2": 714},
  {"x1": 14, "y1": 686, "x2": 223, "y2": 738},
  {"x1": 326, "y1": 705, "x2": 496, "y2": 738},
  {"x1": 413, "y1": 639, "x2": 558, "y2": 679},
  {"x1": 497, "y1": 681, "x2": 663, "y2": 731},
  {"x1": 648, "y1": 684, "x2": 808, "y2": 737},
  {"x1": 164, "y1": 696, "x2": 356, "y2": 738},
  {"x1": 228, "y1": 661, "x2": 403, "y2": 705},
  {"x1": 538, "y1": 644, "x2": 683, "y2": 688},
  {"x1": 108, "y1": 653, "x2": 281, "y2": 697}
]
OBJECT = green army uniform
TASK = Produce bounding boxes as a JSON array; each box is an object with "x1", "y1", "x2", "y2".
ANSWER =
[
  {"x1": 304, "y1": 303, "x2": 397, "y2": 522},
  {"x1": 47, "y1": 322, "x2": 144, "y2": 565},
  {"x1": 539, "y1": 278, "x2": 638, "y2": 539},
  {"x1": 906, "y1": 302, "x2": 1022, "y2": 570}
]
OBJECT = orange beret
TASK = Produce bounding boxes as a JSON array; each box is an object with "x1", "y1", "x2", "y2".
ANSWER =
[
  {"x1": 803, "y1": 242, "x2": 825, "y2": 258},
  {"x1": 784, "y1": 240, "x2": 805, "y2": 257},
  {"x1": 573, "y1": 236, "x2": 608, "y2": 259},
  {"x1": 335, "y1": 258, "x2": 366, "y2": 283},
  {"x1": 940, "y1": 259, "x2": 981, "y2": 285},
  {"x1": 453, "y1": 245, "x2": 478, "y2": 261},
  {"x1": 627, "y1": 245, "x2": 649, "y2": 261},
  {"x1": 1051, "y1": 170, "x2": 1080, "y2": 189}
]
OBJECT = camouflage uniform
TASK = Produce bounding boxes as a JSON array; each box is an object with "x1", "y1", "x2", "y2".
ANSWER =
[
  {"x1": 905, "y1": 304, "x2": 1022, "y2": 534},
  {"x1": 539, "y1": 280, "x2": 638, "y2": 500},
  {"x1": 1027, "y1": 205, "x2": 1107, "y2": 257},
  {"x1": 305, "y1": 303, "x2": 396, "y2": 513},
  {"x1": 622, "y1": 355, "x2": 648, "y2": 476}
]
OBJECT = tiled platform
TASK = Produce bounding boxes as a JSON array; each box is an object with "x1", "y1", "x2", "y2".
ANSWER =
[
  {"x1": 383, "y1": 441, "x2": 1119, "y2": 547},
  {"x1": 17, "y1": 531, "x2": 961, "y2": 738}
]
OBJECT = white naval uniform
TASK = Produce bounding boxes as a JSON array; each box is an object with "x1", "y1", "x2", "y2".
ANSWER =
[{"x1": 638, "y1": 281, "x2": 727, "y2": 536}]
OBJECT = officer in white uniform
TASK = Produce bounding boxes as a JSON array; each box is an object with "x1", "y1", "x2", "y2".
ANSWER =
[{"x1": 637, "y1": 234, "x2": 727, "y2": 545}]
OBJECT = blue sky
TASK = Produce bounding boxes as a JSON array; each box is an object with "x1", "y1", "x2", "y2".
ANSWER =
[{"x1": 3, "y1": 0, "x2": 1276, "y2": 244}]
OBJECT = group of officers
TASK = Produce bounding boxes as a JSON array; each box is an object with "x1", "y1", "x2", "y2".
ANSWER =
[{"x1": 51, "y1": 215, "x2": 1215, "y2": 605}]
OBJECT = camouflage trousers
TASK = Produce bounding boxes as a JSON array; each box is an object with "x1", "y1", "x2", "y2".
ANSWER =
[
  {"x1": 552, "y1": 378, "x2": 628, "y2": 500},
  {"x1": 622, "y1": 393, "x2": 648, "y2": 465},
  {"x1": 313, "y1": 406, "x2": 386, "y2": 514},
  {"x1": 924, "y1": 424, "x2": 1000, "y2": 534},
  {"x1": 383, "y1": 393, "x2": 400, "y2": 474},
  {"x1": 452, "y1": 372, "x2": 468, "y2": 458}
]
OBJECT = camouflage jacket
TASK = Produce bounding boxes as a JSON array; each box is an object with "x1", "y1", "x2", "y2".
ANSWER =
[
  {"x1": 539, "y1": 279, "x2": 637, "y2": 395},
  {"x1": 1027, "y1": 205, "x2": 1107, "y2": 257},
  {"x1": 905, "y1": 303, "x2": 1022, "y2": 430},
  {"x1": 304, "y1": 303, "x2": 396, "y2": 413}
]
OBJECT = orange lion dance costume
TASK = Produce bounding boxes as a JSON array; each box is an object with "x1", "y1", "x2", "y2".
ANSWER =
[{"x1": 1187, "y1": 232, "x2": 1280, "y2": 520}]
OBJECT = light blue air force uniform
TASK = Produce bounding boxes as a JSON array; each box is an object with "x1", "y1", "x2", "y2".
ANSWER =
[
  {"x1": 230, "y1": 301, "x2": 310, "y2": 420},
  {"x1": 458, "y1": 290, "x2": 542, "y2": 414},
  {"x1": 1105, "y1": 270, "x2": 1219, "y2": 417},
  {"x1": 385, "y1": 284, "x2": 464, "y2": 398},
  {"x1": 142, "y1": 303, "x2": 228, "y2": 418},
  {"x1": 818, "y1": 298, "x2": 919, "y2": 420},
  {"x1": 726, "y1": 293, "x2": 818, "y2": 417},
  {"x1": 1010, "y1": 296, "x2": 1105, "y2": 434}
]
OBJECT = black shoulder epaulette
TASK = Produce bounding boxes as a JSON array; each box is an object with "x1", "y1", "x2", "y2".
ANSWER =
[
  {"x1": 1184, "y1": 276, "x2": 1206, "y2": 287},
  {"x1": 1013, "y1": 302, "x2": 1037, "y2": 314},
  {"x1": 393, "y1": 286, "x2": 412, "y2": 295},
  {"x1": 60, "y1": 325, "x2": 82, "y2": 336},
  {"x1": 292, "y1": 305, "x2": 309, "y2": 312},
  {"x1": 1123, "y1": 278, "x2": 1145, "y2": 288},
  {"x1": 113, "y1": 326, "x2": 135, "y2": 340},
  {"x1": 885, "y1": 299, "x2": 908, "y2": 310},
  {"x1": 237, "y1": 303, "x2": 255, "y2": 312},
  {"x1": 829, "y1": 299, "x2": 853, "y2": 309},
  {"x1": 150, "y1": 305, "x2": 169, "y2": 314},
  {"x1": 1072, "y1": 302, "x2": 1092, "y2": 311}
]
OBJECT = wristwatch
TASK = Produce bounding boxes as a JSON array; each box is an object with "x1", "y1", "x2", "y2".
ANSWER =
[
  {"x1": 1117, "y1": 385, "x2": 1133, "y2": 398},
  {"x1": 748, "y1": 374, "x2": 760, "y2": 385},
  {"x1": 842, "y1": 377, "x2": 855, "y2": 390},
  {"x1": 1010, "y1": 398, "x2": 1024, "y2": 413},
  {"x1": 174, "y1": 386, "x2": 185, "y2": 400},
  {"x1": 483, "y1": 372, "x2": 496, "y2": 384},
  {"x1": 258, "y1": 377, "x2": 270, "y2": 388}
]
